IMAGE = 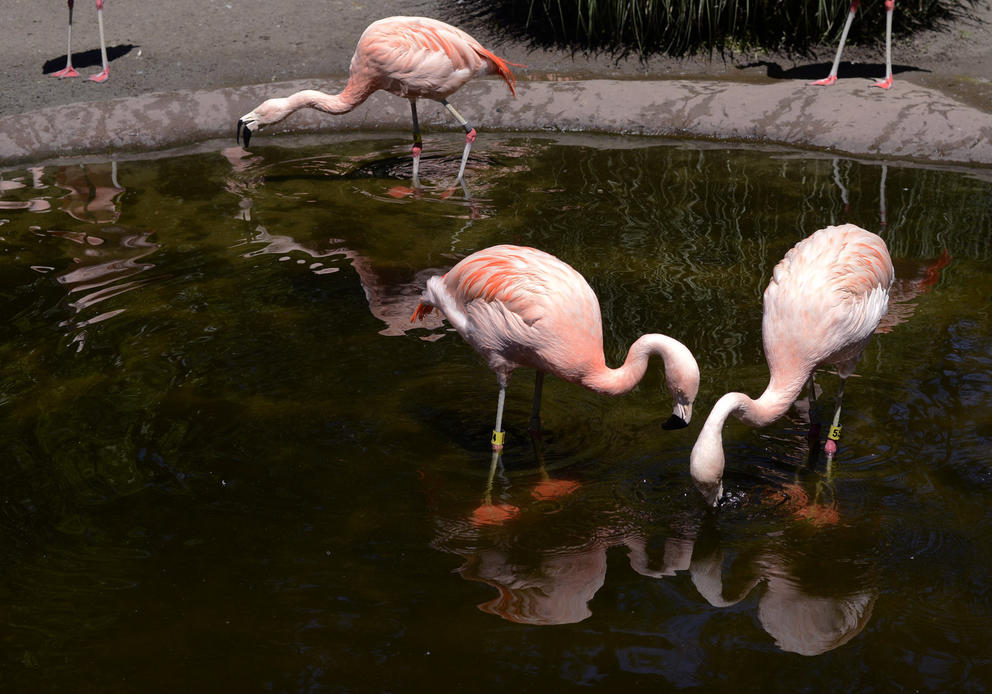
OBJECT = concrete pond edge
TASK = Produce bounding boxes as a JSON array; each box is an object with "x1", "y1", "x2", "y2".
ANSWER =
[{"x1": 2, "y1": 78, "x2": 991, "y2": 169}]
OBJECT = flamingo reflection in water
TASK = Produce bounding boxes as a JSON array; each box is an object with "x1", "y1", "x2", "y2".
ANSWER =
[{"x1": 432, "y1": 485, "x2": 876, "y2": 653}]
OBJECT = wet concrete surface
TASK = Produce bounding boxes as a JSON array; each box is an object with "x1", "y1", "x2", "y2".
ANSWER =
[{"x1": 1, "y1": 0, "x2": 990, "y2": 167}]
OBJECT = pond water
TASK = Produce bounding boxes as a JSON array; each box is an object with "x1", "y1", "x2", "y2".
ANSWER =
[{"x1": 1, "y1": 133, "x2": 990, "y2": 691}]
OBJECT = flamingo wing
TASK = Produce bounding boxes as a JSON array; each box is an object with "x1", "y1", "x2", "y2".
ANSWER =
[
  {"x1": 353, "y1": 17, "x2": 516, "y2": 99},
  {"x1": 763, "y1": 224, "x2": 893, "y2": 375}
]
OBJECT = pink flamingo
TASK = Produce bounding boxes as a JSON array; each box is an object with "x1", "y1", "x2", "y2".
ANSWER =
[
  {"x1": 811, "y1": 0, "x2": 896, "y2": 88},
  {"x1": 52, "y1": 0, "x2": 110, "y2": 82},
  {"x1": 410, "y1": 245, "x2": 700, "y2": 450},
  {"x1": 689, "y1": 224, "x2": 894, "y2": 507},
  {"x1": 237, "y1": 16, "x2": 518, "y2": 185}
]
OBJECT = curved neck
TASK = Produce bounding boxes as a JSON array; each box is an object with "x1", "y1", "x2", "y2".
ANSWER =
[
  {"x1": 288, "y1": 80, "x2": 374, "y2": 116},
  {"x1": 689, "y1": 376, "x2": 807, "y2": 506},
  {"x1": 580, "y1": 334, "x2": 685, "y2": 396}
]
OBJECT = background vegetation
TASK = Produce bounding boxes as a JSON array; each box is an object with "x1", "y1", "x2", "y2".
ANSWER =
[{"x1": 454, "y1": 0, "x2": 980, "y2": 56}]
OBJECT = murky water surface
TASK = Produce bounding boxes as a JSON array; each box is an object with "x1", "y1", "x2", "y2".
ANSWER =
[{"x1": 1, "y1": 133, "x2": 990, "y2": 691}]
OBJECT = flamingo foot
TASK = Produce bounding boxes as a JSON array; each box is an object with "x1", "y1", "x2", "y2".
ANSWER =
[
  {"x1": 531, "y1": 479, "x2": 580, "y2": 501},
  {"x1": 465, "y1": 128, "x2": 477, "y2": 144},
  {"x1": 824, "y1": 439, "x2": 837, "y2": 457},
  {"x1": 471, "y1": 502, "x2": 519, "y2": 526},
  {"x1": 52, "y1": 66, "x2": 79, "y2": 78},
  {"x1": 88, "y1": 67, "x2": 109, "y2": 83},
  {"x1": 871, "y1": 76, "x2": 893, "y2": 89},
  {"x1": 810, "y1": 75, "x2": 838, "y2": 86}
]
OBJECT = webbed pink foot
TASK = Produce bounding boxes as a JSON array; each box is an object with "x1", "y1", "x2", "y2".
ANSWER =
[
  {"x1": 88, "y1": 67, "x2": 109, "y2": 83},
  {"x1": 810, "y1": 75, "x2": 838, "y2": 86},
  {"x1": 52, "y1": 66, "x2": 79, "y2": 78}
]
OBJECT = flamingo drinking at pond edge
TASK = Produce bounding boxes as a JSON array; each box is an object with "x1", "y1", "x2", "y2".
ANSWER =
[
  {"x1": 689, "y1": 224, "x2": 894, "y2": 507},
  {"x1": 410, "y1": 245, "x2": 700, "y2": 450},
  {"x1": 811, "y1": 0, "x2": 896, "y2": 88},
  {"x1": 237, "y1": 16, "x2": 519, "y2": 185},
  {"x1": 52, "y1": 0, "x2": 110, "y2": 82}
]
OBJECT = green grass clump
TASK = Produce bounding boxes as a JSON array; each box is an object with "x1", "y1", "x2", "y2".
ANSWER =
[{"x1": 456, "y1": 0, "x2": 980, "y2": 56}]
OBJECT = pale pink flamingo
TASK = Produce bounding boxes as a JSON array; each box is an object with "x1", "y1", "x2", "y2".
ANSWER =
[
  {"x1": 237, "y1": 16, "x2": 518, "y2": 185},
  {"x1": 690, "y1": 224, "x2": 894, "y2": 507},
  {"x1": 410, "y1": 245, "x2": 700, "y2": 450},
  {"x1": 52, "y1": 0, "x2": 110, "y2": 82},
  {"x1": 811, "y1": 0, "x2": 896, "y2": 88}
]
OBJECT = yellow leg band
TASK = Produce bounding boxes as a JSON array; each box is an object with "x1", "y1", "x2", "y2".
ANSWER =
[
  {"x1": 828, "y1": 425, "x2": 842, "y2": 441},
  {"x1": 491, "y1": 430, "x2": 506, "y2": 447}
]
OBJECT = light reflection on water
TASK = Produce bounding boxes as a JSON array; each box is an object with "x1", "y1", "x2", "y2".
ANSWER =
[{"x1": 0, "y1": 134, "x2": 990, "y2": 690}]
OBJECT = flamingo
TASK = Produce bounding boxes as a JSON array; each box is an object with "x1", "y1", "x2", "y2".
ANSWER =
[
  {"x1": 811, "y1": 0, "x2": 896, "y2": 89},
  {"x1": 52, "y1": 0, "x2": 110, "y2": 83},
  {"x1": 689, "y1": 224, "x2": 894, "y2": 507},
  {"x1": 410, "y1": 245, "x2": 700, "y2": 450},
  {"x1": 236, "y1": 16, "x2": 518, "y2": 185}
]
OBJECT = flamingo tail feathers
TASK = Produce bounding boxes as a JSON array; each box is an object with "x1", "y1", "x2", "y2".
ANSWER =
[
  {"x1": 411, "y1": 302, "x2": 435, "y2": 323},
  {"x1": 476, "y1": 47, "x2": 521, "y2": 97}
]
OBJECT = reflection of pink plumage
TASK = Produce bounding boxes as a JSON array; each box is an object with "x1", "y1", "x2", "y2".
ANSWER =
[
  {"x1": 52, "y1": 0, "x2": 110, "y2": 82},
  {"x1": 690, "y1": 224, "x2": 894, "y2": 507},
  {"x1": 237, "y1": 16, "x2": 518, "y2": 184},
  {"x1": 411, "y1": 245, "x2": 700, "y2": 450}
]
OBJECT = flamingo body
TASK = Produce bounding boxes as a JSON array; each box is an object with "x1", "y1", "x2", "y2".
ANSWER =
[
  {"x1": 411, "y1": 245, "x2": 700, "y2": 447},
  {"x1": 237, "y1": 16, "x2": 517, "y2": 183},
  {"x1": 690, "y1": 224, "x2": 894, "y2": 506}
]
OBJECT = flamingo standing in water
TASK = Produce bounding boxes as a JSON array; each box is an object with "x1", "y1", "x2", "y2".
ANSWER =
[
  {"x1": 237, "y1": 16, "x2": 518, "y2": 185},
  {"x1": 690, "y1": 224, "x2": 893, "y2": 507},
  {"x1": 52, "y1": 0, "x2": 110, "y2": 82},
  {"x1": 410, "y1": 245, "x2": 700, "y2": 450},
  {"x1": 811, "y1": 0, "x2": 896, "y2": 89}
]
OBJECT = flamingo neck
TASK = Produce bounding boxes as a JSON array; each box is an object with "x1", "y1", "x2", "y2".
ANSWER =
[
  {"x1": 287, "y1": 81, "x2": 374, "y2": 116},
  {"x1": 581, "y1": 334, "x2": 684, "y2": 396},
  {"x1": 689, "y1": 375, "x2": 807, "y2": 506}
]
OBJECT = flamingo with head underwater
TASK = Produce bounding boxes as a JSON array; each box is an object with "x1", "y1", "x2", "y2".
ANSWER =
[
  {"x1": 237, "y1": 16, "x2": 518, "y2": 185},
  {"x1": 52, "y1": 0, "x2": 110, "y2": 82},
  {"x1": 811, "y1": 0, "x2": 896, "y2": 89},
  {"x1": 690, "y1": 224, "x2": 894, "y2": 507},
  {"x1": 410, "y1": 245, "x2": 701, "y2": 450}
]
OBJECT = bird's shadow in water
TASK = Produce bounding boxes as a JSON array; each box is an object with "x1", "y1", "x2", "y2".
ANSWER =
[
  {"x1": 42, "y1": 44, "x2": 138, "y2": 74},
  {"x1": 740, "y1": 60, "x2": 929, "y2": 81}
]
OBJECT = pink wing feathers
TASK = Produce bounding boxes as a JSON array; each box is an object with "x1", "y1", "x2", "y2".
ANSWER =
[
  {"x1": 354, "y1": 17, "x2": 517, "y2": 100},
  {"x1": 411, "y1": 245, "x2": 604, "y2": 380},
  {"x1": 762, "y1": 224, "x2": 893, "y2": 379}
]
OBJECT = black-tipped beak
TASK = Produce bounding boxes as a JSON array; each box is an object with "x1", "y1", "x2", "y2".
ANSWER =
[
  {"x1": 662, "y1": 414, "x2": 689, "y2": 430},
  {"x1": 237, "y1": 119, "x2": 251, "y2": 148}
]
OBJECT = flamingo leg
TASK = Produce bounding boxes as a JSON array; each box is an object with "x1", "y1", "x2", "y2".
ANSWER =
[
  {"x1": 52, "y1": 0, "x2": 80, "y2": 78},
  {"x1": 409, "y1": 99, "x2": 423, "y2": 188},
  {"x1": 441, "y1": 99, "x2": 477, "y2": 182},
  {"x1": 491, "y1": 384, "x2": 507, "y2": 451},
  {"x1": 871, "y1": 0, "x2": 895, "y2": 89},
  {"x1": 810, "y1": 0, "x2": 860, "y2": 86},
  {"x1": 529, "y1": 371, "x2": 545, "y2": 434},
  {"x1": 88, "y1": 0, "x2": 110, "y2": 83},
  {"x1": 824, "y1": 376, "x2": 848, "y2": 462}
]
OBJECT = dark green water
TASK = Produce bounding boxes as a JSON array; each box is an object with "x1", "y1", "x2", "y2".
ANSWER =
[{"x1": 1, "y1": 133, "x2": 990, "y2": 691}]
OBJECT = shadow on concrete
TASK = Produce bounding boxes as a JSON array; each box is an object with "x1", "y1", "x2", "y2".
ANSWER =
[
  {"x1": 42, "y1": 44, "x2": 137, "y2": 74},
  {"x1": 740, "y1": 60, "x2": 930, "y2": 81}
]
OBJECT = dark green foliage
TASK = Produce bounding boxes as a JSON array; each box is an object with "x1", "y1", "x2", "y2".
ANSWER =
[{"x1": 455, "y1": 0, "x2": 980, "y2": 56}]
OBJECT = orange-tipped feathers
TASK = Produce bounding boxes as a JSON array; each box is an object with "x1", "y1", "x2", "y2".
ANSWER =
[{"x1": 476, "y1": 46, "x2": 519, "y2": 97}]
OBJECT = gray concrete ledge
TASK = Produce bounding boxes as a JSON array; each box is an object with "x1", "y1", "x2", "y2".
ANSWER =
[{"x1": 2, "y1": 78, "x2": 991, "y2": 168}]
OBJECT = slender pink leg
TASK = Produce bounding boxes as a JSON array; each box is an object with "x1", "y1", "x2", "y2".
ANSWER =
[
  {"x1": 88, "y1": 0, "x2": 110, "y2": 82},
  {"x1": 811, "y1": 0, "x2": 860, "y2": 86},
  {"x1": 52, "y1": 0, "x2": 80, "y2": 78},
  {"x1": 442, "y1": 99, "x2": 476, "y2": 182},
  {"x1": 409, "y1": 99, "x2": 423, "y2": 188},
  {"x1": 871, "y1": 0, "x2": 895, "y2": 89}
]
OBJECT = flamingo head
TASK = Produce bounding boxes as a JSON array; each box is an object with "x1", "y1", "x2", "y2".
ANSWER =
[
  {"x1": 237, "y1": 98, "x2": 293, "y2": 147},
  {"x1": 690, "y1": 437, "x2": 724, "y2": 508},
  {"x1": 661, "y1": 342, "x2": 700, "y2": 430}
]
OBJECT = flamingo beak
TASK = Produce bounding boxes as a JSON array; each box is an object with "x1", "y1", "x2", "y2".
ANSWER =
[
  {"x1": 663, "y1": 400, "x2": 692, "y2": 430},
  {"x1": 237, "y1": 119, "x2": 252, "y2": 148}
]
